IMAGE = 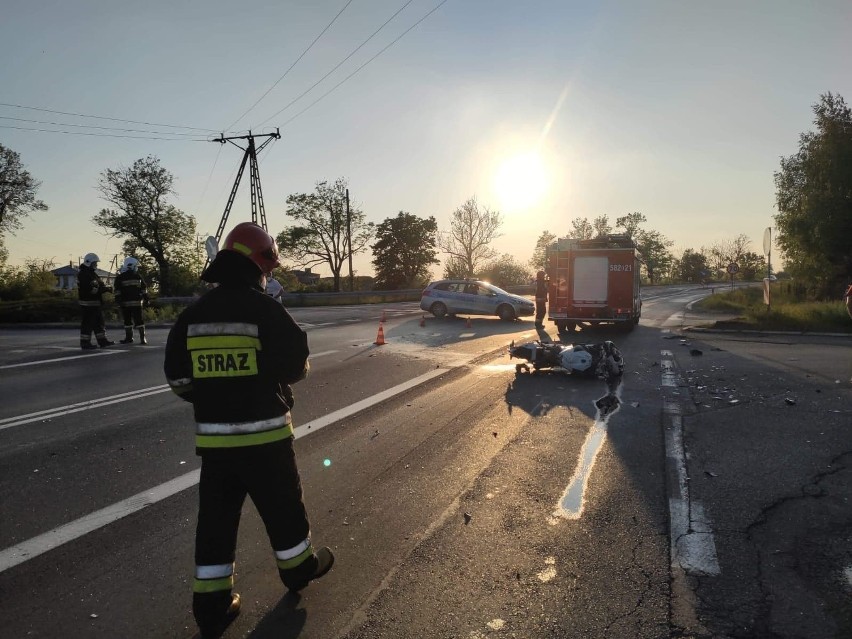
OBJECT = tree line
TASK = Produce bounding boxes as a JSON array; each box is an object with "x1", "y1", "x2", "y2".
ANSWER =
[{"x1": 1, "y1": 92, "x2": 849, "y2": 298}]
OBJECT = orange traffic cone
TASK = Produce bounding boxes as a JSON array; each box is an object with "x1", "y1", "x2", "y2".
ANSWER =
[
  {"x1": 465, "y1": 317, "x2": 472, "y2": 328},
  {"x1": 374, "y1": 323, "x2": 386, "y2": 345},
  {"x1": 419, "y1": 316, "x2": 426, "y2": 327}
]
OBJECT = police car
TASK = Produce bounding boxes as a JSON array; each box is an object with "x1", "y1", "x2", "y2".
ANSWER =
[{"x1": 419, "y1": 279, "x2": 535, "y2": 321}]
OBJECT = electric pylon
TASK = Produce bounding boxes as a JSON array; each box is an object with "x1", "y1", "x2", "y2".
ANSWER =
[{"x1": 203, "y1": 129, "x2": 280, "y2": 271}]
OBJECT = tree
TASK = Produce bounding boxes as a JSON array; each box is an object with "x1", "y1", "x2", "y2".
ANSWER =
[
  {"x1": 592, "y1": 215, "x2": 612, "y2": 238},
  {"x1": 442, "y1": 256, "x2": 469, "y2": 279},
  {"x1": 774, "y1": 92, "x2": 852, "y2": 296},
  {"x1": 529, "y1": 231, "x2": 556, "y2": 271},
  {"x1": 371, "y1": 212, "x2": 439, "y2": 290},
  {"x1": 676, "y1": 249, "x2": 709, "y2": 283},
  {"x1": 93, "y1": 156, "x2": 197, "y2": 295},
  {"x1": 277, "y1": 178, "x2": 374, "y2": 292},
  {"x1": 635, "y1": 229, "x2": 673, "y2": 284},
  {"x1": 567, "y1": 217, "x2": 593, "y2": 239},
  {"x1": 437, "y1": 197, "x2": 502, "y2": 278},
  {"x1": 615, "y1": 212, "x2": 674, "y2": 284},
  {"x1": 738, "y1": 251, "x2": 767, "y2": 281},
  {"x1": 0, "y1": 143, "x2": 48, "y2": 236},
  {"x1": 704, "y1": 234, "x2": 753, "y2": 280},
  {"x1": 477, "y1": 253, "x2": 531, "y2": 288}
]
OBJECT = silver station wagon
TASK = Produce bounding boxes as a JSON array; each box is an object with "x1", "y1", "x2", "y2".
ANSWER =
[{"x1": 419, "y1": 279, "x2": 535, "y2": 321}]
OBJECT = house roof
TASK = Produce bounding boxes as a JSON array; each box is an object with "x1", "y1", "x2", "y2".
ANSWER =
[{"x1": 51, "y1": 265, "x2": 115, "y2": 277}]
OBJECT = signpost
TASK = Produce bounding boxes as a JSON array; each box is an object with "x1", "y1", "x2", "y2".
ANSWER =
[
  {"x1": 763, "y1": 227, "x2": 772, "y2": 310},
  {"x1": 727, "y1": 262, "x2": 739, "y2": 290}
]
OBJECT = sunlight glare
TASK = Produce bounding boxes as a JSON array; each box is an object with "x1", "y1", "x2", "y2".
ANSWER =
[{"x1": 492, "y1": 152, "x2": 550, "y2": 212}]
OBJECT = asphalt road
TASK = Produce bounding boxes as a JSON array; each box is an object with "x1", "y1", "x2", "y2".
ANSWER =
[{"x1": 0, "y1": 287, "x2": 849, "y2": 638}]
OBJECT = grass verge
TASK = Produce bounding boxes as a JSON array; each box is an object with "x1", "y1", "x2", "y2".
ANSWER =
[{"x1": 694, "y1": 286, "x2": 851, "y2": 333}]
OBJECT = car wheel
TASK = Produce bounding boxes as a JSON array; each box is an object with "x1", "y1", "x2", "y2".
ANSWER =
[
  {"x1": 497, "y1": 304, "x2": 516, "y2": 321},
  {"x1": 431, "y1": 302, "x2": 448, "y2": 318}
]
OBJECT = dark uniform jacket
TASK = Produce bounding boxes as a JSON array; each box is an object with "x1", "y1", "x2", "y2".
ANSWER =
[
  {"x1": 535, "y1": 278, "x2": 549, "y2": 302},
  {"x1": 114, "y1": 270, "x2": 148, "y2": 307},
  {"x1": 163, "y1": 282, "x2": 309, "y2": 451},
  {"x1": 78, "y1": 265, "x2": 110, "y2": 306}
]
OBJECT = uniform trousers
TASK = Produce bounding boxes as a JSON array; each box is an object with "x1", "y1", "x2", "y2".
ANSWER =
[
  {"x1": 121, "y1": 305, "x2": 144, "y2": 329},
  {"x1": 80, "y1": 305, "x2": 106, "y2": 342}
]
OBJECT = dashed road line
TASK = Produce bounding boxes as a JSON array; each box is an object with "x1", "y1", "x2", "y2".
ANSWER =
[
  {"x1": 0, "y1": 349, "x2": 124, "y2": 370},
  {"x1": 0, "y1": 385, "x2": 171, "y2": 431},
  {"x1": 0, "y1": 364, "x2": 460, "y2": 573},
  {"x1": 662, "y1": 349, "x2": 720, "y2": 576}
]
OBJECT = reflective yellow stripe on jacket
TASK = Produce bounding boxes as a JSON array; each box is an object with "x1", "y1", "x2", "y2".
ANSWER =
[{"x1": 195, "y1": 417, "x2": 293, "y2": 448}]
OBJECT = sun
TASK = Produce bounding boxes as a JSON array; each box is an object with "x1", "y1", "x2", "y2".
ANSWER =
[{"x1": 492, "y1": 152, "x2": 550, "y2": 212}]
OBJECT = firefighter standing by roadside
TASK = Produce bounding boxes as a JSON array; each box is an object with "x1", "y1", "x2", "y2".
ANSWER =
[
  {"x1": 534, "y1": 269, "x2": 549, "y2": 328},
  {"x1": 164, "y1": 222, "x2": 334, "y2": 639},
  {"x1": 114, "y1": 257, "x2": 149, "y2": 344},
  {"x1": 78, "y1": 253, "x2": 115, "y2": 349}
]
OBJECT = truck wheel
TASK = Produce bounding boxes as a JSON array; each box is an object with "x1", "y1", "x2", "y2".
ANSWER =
[
  {"x1": 497, "y1": 304, "x2": 516, "y2": 321},
  {"x1": 430, "y1": 302, "x2": 448, "y2": 318}
]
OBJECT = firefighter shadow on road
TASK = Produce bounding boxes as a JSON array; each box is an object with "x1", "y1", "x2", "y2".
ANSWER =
[{"x1": 246, "y1": 592, "x2": 306, "y2": 639}]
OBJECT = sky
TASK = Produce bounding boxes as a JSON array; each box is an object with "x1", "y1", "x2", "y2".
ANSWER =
[{"x1": 2, "y1": 0, "x2": 851, "y2": 277}]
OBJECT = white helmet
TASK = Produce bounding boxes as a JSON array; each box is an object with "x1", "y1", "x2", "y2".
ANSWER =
[
  {"x1": 122, "y1": 257, "x2": 139, "y2": 272},
  {"x1": 83, "y1": 253, "x2": 100, "y2": 267}
]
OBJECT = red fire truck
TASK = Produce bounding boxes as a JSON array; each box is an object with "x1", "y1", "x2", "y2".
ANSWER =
[{"x1": 546, "y1": 234, "x2": 642, "y2": 334}]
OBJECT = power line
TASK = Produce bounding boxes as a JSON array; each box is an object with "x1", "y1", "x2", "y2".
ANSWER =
[
  {"x1": 0, "y1": 124, "x2": 207, "y2": 141},
  {"x1": 0, "y1": 115, "x2": 210, "y2": 137},
  {"x1": 225, "y1": 0, "x2": 355, "y2": 131},
  {"x1": 196, "y1": 143, "x2": 224, "y2": 215},
  {"x1": 279, "y1": 0, "x2": 449, "y2": 129},
  {"x1": 256, "y1": 0, "x2": 418, "y2": 128},
  {"x1": 0, "y1": 102, "x2": 218, "y2": 133}
]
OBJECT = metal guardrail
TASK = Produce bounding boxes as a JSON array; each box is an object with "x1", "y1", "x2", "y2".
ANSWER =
[{"x1": 155, "y1": 285, "x2": 535, "y2": 308}]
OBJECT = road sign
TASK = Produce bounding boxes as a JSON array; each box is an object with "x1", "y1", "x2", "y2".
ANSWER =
[
  {"x1": 727, "y1": 263, "x2": 739, "y2": 274},
  {"x1": 763, "y1": 227, "x2": 772, "y2": 257}
]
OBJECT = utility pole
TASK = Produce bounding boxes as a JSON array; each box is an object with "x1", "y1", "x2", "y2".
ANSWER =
[
  {"x1": 346, "y1": 188, "x2": 353, "y2": 291},
  {"x1": 204, "y1": 129, "x2": 280, "y2": 272}
]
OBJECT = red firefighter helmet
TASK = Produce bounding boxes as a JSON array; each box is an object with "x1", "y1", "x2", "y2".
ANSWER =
[{"x1": 221, "y1": 222, "x2": 281, "y2": 274}]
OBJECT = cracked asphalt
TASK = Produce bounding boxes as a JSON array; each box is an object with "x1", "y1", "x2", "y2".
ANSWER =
[{"x1": 669, "y1": 331, "x2": 852, "y2": 638}]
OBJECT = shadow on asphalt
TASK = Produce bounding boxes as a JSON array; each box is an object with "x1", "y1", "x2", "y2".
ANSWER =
[{"x1": 246, "y1": 591, "x2": 307, "y2": 639}]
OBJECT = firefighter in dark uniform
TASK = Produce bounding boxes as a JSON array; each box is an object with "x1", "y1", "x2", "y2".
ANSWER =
[
  {"x1": 534, "y1": 269, "x2": 549, "y2": 328},
  {"x1": 114, "y1": 256, "x2": 149, "y2": 345},
  {"x1": 78, "y1": 252, "x2": 115, "y2": 349},
  {"x1": 164, "y1": 222, "x2": 334, "y2": 639}
]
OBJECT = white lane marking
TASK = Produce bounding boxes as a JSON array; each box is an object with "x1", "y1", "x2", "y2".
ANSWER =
[
  {"x1": 309, "y1": 350, "x2": 338, "y2": 359},
  {"x1": 0, "y1": 350, "x2": 124, "y2": 370},
  {"x1": 661, "y1": 350, "x2": 677, "y2": 387},
  {"x1": 553, "y1": 384, "x2": 622, "y2": 519},
  {"x1": 663, "y1": 352, "x2": 720, "y2": 576},
  {"x1": 0, "y1": 386, "x2": 171, "y2": 431},
  {"x1": 0, "y1": 365, "x2": 458, "y2": 573},
  {"x1": 845, "y1": 566, "x2": 852, "y2": 588},
  {"x1": 0, "y1": 470, "x2": 201, "y2": 573},
  {"x1": 293, "y1": 368, "x2": 448, "y2": 439}
]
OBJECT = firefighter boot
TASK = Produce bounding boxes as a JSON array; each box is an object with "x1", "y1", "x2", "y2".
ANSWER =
[
  {"x1": 120, "y1": 327, "x2": 134, "y2": 344},
  {"x1": 81, "y1": 340, "x2": 97, "y2": 350},
  {"x1": 98, "y1": 338, "x2": 115, "y2": 347},
  {"x1": 193, "y1": 592, "x2": 241, "y2": 639},
  {"x1": 280, "y1": 547, "x2": 335, "y2": 592},
  {"x1": 138, "y1": 327, "x2": 148, "y2": 345}
]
